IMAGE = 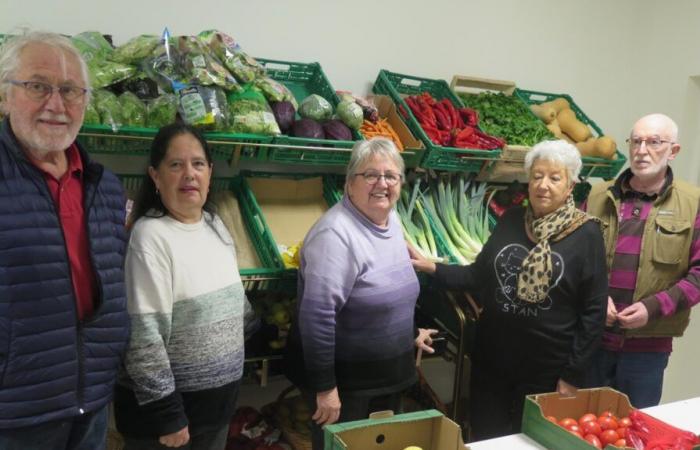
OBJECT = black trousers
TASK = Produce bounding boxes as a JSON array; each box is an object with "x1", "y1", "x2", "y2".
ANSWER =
[
  {"x1": 468, "y1": 365, "x2": 559, "y2": 442},
  {"x1": 302, "y1": 390, "x2": 402, "y2": 450}
]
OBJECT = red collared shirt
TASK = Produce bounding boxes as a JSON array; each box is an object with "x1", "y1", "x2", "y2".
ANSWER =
[{"x1": 38, "y1": 144, "x2": 98, "y2": 320}]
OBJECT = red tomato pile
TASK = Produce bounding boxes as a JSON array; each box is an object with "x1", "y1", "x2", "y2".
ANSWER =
[{"x1": 546, "y1": 411, "x2": 633, "y2": 449}]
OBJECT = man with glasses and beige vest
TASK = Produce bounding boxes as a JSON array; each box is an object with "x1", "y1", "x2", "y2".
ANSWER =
[
  {"x1": 0, "y1": 32, "x2": 129, "y2": 449},
  {"x1": 585, "y1": 113, "x2": 700, "y2": 408}
]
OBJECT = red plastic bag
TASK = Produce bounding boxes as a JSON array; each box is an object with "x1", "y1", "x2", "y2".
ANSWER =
[{"x1": 627, "y1": 409, "x2": 700, "y2": 450}]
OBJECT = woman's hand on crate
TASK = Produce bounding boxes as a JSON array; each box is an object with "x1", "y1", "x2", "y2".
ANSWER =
[
  {"x1": 313, "y1": 388, "x2": 341, "y2": 426},
  {"x1": 408, "y1": 243, "x2": 436, "y2": 275},
  {"x1": 415, "y1": 328, "x2": 438, "y2": 354},
  {"x1": 556, "y1": 379, "x2": 578, "y2": 398},
  {"x1": 159, "y1": 426, "x2": 190, "y2": 447}
]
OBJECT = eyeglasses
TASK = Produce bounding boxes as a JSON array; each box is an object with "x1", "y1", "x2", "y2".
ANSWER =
[
  {"x1": 6, "y1": 80, "x2": 89, "y2": 103},
  {"x1": 626, "y1": 137, "x2": 674, "y2": 151},
  {"x1": 354, "y1": 171, "x2": 403, "y2": 186}
]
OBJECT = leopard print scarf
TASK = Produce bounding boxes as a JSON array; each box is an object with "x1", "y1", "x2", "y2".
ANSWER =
[{"x1": 517, "y1": 195, "x2": 596, "y2": 303}]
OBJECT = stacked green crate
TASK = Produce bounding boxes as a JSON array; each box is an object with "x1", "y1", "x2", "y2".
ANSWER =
[
  {"x1": 515, "y1": 89, "x2": 627, "y2": 180},
  {"x1": 373, "y1": 70, "x2": 502, "y2": 172}
]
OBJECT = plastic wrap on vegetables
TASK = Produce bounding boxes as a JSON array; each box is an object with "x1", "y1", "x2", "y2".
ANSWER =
[
  {"x1": 198, "y1": 30, "x2": 264, "y2": 84},
  {"x1": 88, "y1": 60, "x2": 137, "y2": 89},
  {"x1": 177, "y1": 85, "x2": 228, "y2": 130},
  {"x1": 110, "y1": 34, "x2": 159, "y2": 64},
  {"x1": 146, "y1": 94, "x2": 178, "y2": 128},
  {"x1": 112, "y1": 70, "x2": 160, "y2": 100},
  {"x1": 84, "y1": 100, "x2": 100, "y2": 125},
  {"x1": 298, "y1": 94, "x2": 333, "y2": 121},
  {"x1": 119, "y1": 92, "x2": 147, "y2": 127},
  {"x1": 93, "y1": 89, "x2": 123, "y2": 131},
  {"x1": 176, "y1": 36, "x2": 240, "y2": 92},
  {"x1": 141, "y1": 34, "x2": 186, "y2": 93},
  {"x1": 254, "y1": 76, "x2": 298, "y2": 109},
  {"x1": 336, "y1": 100, "x2": 363, "y2": 130},
  {"x1": 71, "y1": 31, "x2": 114, "y2": 62},
  {"x1": 227, "y1": 84, "x2": 280, "y2": 135}
]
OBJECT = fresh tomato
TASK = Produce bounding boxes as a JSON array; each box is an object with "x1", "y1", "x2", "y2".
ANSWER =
[
  {"x1": 599, "y1": 410, "x2": 616, "y2": 419},
  {"x1": 579, "y1": 413, "x2": 598, "y2": 427},
  {"x1": 600, "y1": 429, "x2": 620, "y2": 446},
  {"x1": 559, "y1": 417, "x2": 578, "y2": 428},
  {"x1": 616, "y1": 427, "x2": 628, "y2": 439},
  {"x1": 584, "y1": 433, "x2": 603, "y2": 449},
  {"x1": 598, "y1": 416, "x2": 619, "y2": 431},
  {"x1": 581, "y1": 420, "x2": 602, "y2": 436},
  {"x1": 546, "y1": 415, "x2": 558, "y2": 423},
  {"x1": 618, "y1": 417, "x2": 632, "y2": 428},
  {"x1": 568, "y1": 429, "x2": 583, "y2": 439},
  {"x1": 566, "y1": 424, "x2": 581, "y2": 434},
  {"x1": 614, "y1": 438, "x2": 627, "y2": 448}
]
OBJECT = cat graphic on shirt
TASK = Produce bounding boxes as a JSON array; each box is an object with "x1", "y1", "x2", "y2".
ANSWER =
[{"x1": 492, "y1": 244, "x2": 564, "y2": 317}]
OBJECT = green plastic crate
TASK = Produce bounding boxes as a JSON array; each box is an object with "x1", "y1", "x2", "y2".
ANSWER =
[
  {"x1": 515, "y1": 88, "x2": 627, "y2": 180},
  {"x1": 78, "y1": 124, "x2": 271, "y2": 162},
  {"x1": 239, "y1": 171, "x2": 332, "y2": 279},
  {"x1": 373, "y1": 70, "x2": 501, "y2": 173},
  {"x1": 258, "y1": 58, "x2": 363, "y2": 165},
  {"x1": 117, "y1": 174, "x2": 286, "y2": 283}
]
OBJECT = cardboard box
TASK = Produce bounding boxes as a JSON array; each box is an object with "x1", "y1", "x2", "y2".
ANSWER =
[
  {"x1": 367, "y1": 94, "x2": 425, "y2": 166},
  {"x1": 522, "y1": 388, "x2": 700, "y2": 450},
  {"x1": 323, "y1": 409, "x2": 468, "y2": 450}
]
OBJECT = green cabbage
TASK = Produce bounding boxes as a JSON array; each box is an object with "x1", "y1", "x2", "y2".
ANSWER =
[
  {"x1": 336, "y1": 100, "x2": 363, "y2": 130},
  {"x1": 298, "y1": 94, "x2": 332, "y2": 121}
]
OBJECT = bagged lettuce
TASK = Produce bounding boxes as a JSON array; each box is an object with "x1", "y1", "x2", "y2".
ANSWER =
[
  {"x1": 146, "y1": 94, "x2": 178, "y2": 127},
  {"x1": 71, "y1": 31, "x2": 113, "y2": 62},
  {"x1": 177, "y1": 36, "x2": 240, "y2": 92},
  {"x1": 227, "y1": 84, "x2": 280, "y2": 135},
  {"x1": 177, "y1": 85, "x2": 228, "y2": 130},
  {"x1": 84, "y1": 99, "x2": 100, "y2": 125},
  {"x1": 119, "y1": 92, "x2": 147, "y2": 127},
  {"x1": 198, "y1": 30, "x2": 264, "y2": 84},
  {"x1": 88, "y1": 60, "x2": 136, "y2": 89},
  {"x1": 111, "y1": 34, "x2": 159, "y2": 64},
  {"x1": 93, "y1": 89, "x2": 123, "y2": 131},
  {"x1": 255, "y1": 76, "x2": 297, "y2": 109}
]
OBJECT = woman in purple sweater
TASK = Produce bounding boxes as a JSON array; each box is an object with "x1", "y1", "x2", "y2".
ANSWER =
[{"x1": 284, "y1": 138, "x2": 436, "y2": 450}]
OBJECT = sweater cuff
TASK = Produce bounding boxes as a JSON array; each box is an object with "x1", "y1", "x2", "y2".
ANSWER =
[
  {"x1": 139, "y1": 391, "x2": 188, "y2": 436},
  {"x1": 560, "y1": 367, "x2": 584, "y2": 388},
  {"x1": 308, "y1": 367, "x2": 337, "y2": 393},
  {"x1": 640, "y1": 295, "x2": 662, "y2": 320}
]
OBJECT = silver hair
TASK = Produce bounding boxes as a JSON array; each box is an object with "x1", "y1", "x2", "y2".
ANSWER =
[
  {"x1": 345, "y1": 138, "x2": 405, "y2": 192},
  {"x1": 0, "y1": 31, "x2": 90, "y2": 101},
  {"x1": 524, "y1": 139, "x2": 582, "y2": 186}
]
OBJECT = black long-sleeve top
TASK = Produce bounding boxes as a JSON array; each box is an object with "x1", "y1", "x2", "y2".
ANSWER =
[{"x1": 434, "y1": 207, "x2": 608, "y2": 386}]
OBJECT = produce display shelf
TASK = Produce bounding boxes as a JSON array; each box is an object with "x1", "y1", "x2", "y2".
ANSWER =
[
  {"x1": 117, "y1": 174, "x2": 286, "y2": 287},
  {"x1": 78, "y1": 124, "x2": 270, "y2": 162},
  {"x1": 373, "y1": 69, "x2": 501, "y2": 173},
  {"x1": 258, "y1": 58, "x2": 364, "y2": 165},
  {"x1": 515, "y1": 88, "x2": 627, "y2": 180}
]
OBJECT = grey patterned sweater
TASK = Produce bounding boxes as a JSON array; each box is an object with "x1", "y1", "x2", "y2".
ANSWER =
[{"x1": 114, "y1": 212, "x2": 253, "y2": 437}]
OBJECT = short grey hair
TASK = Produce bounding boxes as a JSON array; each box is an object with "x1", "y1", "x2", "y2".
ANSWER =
[
  {"x1": 0, "y1": 31, "x2": 90, "y2": 101},
  {"x1": 524, "y1": 139, "x2": 582, "y2": 186},
  {"x1": 345, "y1": 137, "x2": 405, "y2": 191}
]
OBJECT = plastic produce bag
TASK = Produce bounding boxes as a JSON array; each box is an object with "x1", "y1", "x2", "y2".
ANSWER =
[
  {"x1": 197, "y1": 30, "x2": 264, "y2": 84},
  {"x1": 88, "y1": 60, "x2": 137, "y2": 89},
  {"x1": 110, "y1": 34, "x2": 159, "y2": 64},
  {"x1": 177, "y1": 85, "x2": 228, "y2": 130},
  {"x1": 93, "y1": 89, "x2": 123, "y2": 131},
  {"x1": 254, "y1": 76, "x2": 298, "y2": 110},
  {"x1": 71, "y1": 31, "x2": 113, "y2": 62},
  {"x1": 336, "y1": 100, "x2": 363, "y2": 129},
  {"x1": 83, "y1": 99, "x2": 100, "y2": 125},
  {"x1": 146, "y1": 94, "x2": 178, "y2": 128},
  {"x1": 227, "y1": 84, "x2": 280, "y2": 135},
  {"x1": 177, "y1": 36, "x2": 240, "y2": 92},
  {"x1": 141, "y1": 30, "x2": 186, "y2": 93},
  {"x1": 298, "y1": 94, "x2": 332, "y2": 121},
  {"x1": 119, "y1": 92, "x2": 147, "y2": 127}
]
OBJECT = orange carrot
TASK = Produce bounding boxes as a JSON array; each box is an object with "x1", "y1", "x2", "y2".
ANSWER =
[{"x1": 360, "y1": 119, "x2": 404, "y2": 151}]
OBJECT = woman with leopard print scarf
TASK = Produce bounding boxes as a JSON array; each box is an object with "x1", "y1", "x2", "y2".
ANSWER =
[{"x1": 411, "y1": 140, "x2": 608, "y2": 442}]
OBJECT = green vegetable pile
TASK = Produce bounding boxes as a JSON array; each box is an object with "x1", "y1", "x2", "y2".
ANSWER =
[{"x1": 458, "y1": 92, "x2": 552, "y2": 146}]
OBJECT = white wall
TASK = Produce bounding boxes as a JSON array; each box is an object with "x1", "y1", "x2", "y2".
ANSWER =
[{"x1": 3, "y1": 0, "x2": 699, "y2": 404}]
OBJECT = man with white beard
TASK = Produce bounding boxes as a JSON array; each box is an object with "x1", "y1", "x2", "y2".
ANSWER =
[{"x1": 0, "y1": 31, "x2": 129, "y2": 450}]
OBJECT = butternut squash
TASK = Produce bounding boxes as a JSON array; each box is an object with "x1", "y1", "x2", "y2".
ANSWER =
[
  {"x1": 545, "y1": 118, "x2": 562, "y2": 137},
  {"x1": 530, "y1": 103, "x2": 556, "y2": 124},
  {"x1": 595, "y1": 135, "x2": 617, "y2": 159},
  {"x1": 575, "y1": 137, "x2": 598, "y2": 158},
  {"x1": 540, "y1": 97, "x2": 570, "y2": 114},
  {"x1": 557, "y1": 109, "x2": 591, "y2": 142}
]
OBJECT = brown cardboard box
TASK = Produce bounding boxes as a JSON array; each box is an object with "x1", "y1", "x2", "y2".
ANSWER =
[
  {"x1": 367, "y1": 94, "x2": 425, "y2": 166},
  {"x1": 323, "y1": 409, "x2": 469, "y2": 450}
]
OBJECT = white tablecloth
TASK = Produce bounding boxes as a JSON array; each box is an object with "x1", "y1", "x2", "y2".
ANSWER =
[{"x1": 467, "y1": 396, "x2": 700, "y2": 449}]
